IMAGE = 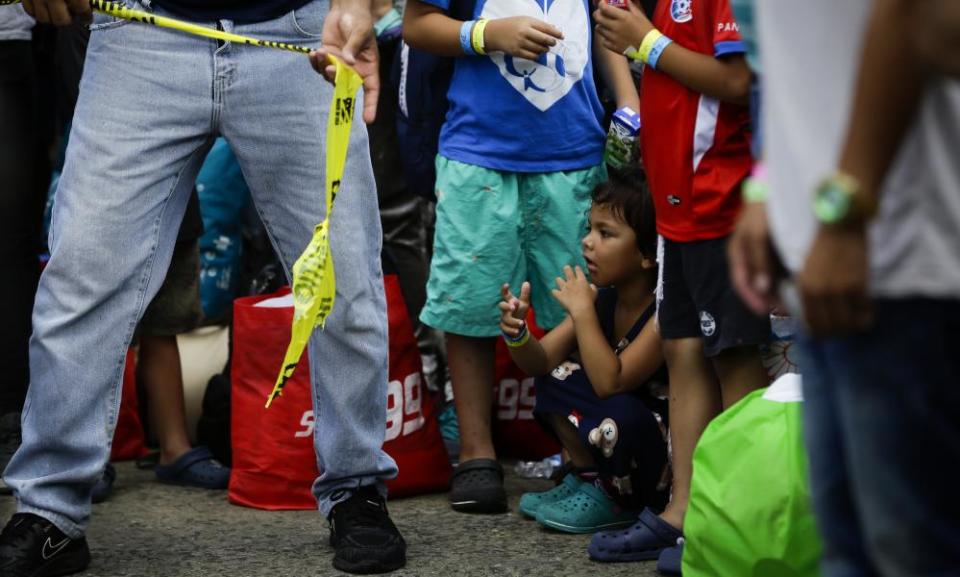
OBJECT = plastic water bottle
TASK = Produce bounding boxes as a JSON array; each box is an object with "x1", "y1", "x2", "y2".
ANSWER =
[{"x1": 514, "y1": 453, "x2": 562, "y2": 479}]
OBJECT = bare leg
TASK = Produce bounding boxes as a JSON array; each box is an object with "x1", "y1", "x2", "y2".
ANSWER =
[
  {"x1": 712, "y1": 345, "x2": 768, "y2": 410},
  {"x1": 138, "y1": 334, "x2": 192, "y2": 466},
  {"x1": 661, "y1": 337, "x2": 722, "y2": 530},
  {"x1": 545, "y1": 413, "x2": 596, "y2": 469},
  {"x1": 447, "y1": 333, "x2": 497, "y2": 462}
]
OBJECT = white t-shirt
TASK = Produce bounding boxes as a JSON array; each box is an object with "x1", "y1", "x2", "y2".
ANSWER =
[
  {"x1": 758, "y1": 1, "x2": 960, "y2": 300},
  {"x1": 0, "y1": 5, "x2": 33, "y2": 41}
]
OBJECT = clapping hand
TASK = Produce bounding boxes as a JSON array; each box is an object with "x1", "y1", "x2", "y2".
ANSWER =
[
  {"x1": 552, "y1": 265, "x2": 597, "y2": 320},
  {"x1": 499, "y1": 282, "x2": 531, "y2": 338}
]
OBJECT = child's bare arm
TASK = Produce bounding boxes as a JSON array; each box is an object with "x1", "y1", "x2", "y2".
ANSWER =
[
  {"x1": 593, "y1": 30, "x2": 640, "y2": 111},
  {"x1": 593, "y1": 1, "x2": 752, "y2": 105},
  {"x1": 912, "y1": 0, "x2": 960, "y2": 77},
  {"x1": 499, "y1": 283, "x2": 576, "y2": 376},
  {"x1": 403, "y1": 0, "x2": 564, "y2": 59},
  {"x1": 583, "y1": 320, "x2": 663, "y2": 398},
  {"x1": 402, "y1": 0, "x2": 467, "y2": 56},
  {"x1": 552, "y1": 266, "x2": 662, "y2": 398},
  {"x1": 653, "y1": 46, "x2": 751, "y2": 105}
]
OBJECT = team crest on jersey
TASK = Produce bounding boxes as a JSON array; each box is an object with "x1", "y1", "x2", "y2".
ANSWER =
[
  {"x1": 670, "y1": 0, "x2": 692, "y2": 23},
  {"x1": 699, "y1": 311, "x2": 716, "y2": 337},
  {"x1": 481, "y1": 0, "x2": 589, "y2": 111}
]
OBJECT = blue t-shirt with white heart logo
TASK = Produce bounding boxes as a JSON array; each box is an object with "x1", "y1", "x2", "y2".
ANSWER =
[{"x1": 421, "y1": 0, "x2": 606, "y2": 173}]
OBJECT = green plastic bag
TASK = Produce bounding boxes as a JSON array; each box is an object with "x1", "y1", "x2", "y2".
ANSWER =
[{"x1": 683, "y1": 374, "x2": 822, "y2": 577}]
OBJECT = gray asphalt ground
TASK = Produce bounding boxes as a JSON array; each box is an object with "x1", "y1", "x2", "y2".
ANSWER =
[{"x1": 1, "y1": 461, "x2": 659, "y2": 577}]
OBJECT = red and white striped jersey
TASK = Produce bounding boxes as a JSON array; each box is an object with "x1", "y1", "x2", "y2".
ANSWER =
[{"x1": 640, "y1": 0, "x2": 752, "y2": 242}]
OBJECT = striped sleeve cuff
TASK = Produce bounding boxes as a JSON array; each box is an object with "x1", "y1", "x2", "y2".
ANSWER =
[{"x1": 714, "y1": 40, "x2": 746, "y2": 58}]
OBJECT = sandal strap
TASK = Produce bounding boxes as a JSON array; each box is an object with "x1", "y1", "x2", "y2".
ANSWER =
[
  {"x1": 162, "y1": 446, "x2": 216, "y2": 476},
  {"x1": 451, "y1": 458, "x2": 503, "y2": 482},
  {"x1": 638, "y1": 508, "x2": 683, "y2": 544}
]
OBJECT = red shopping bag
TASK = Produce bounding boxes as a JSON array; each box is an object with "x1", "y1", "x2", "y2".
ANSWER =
[
  {"x1": 229, "y1": 276, "x2": 451, "y2": 510},
  {"x1": 491, "y1": 311, "x2": 562, "y2": 460},
  {"x1": 379, "y1": 277, "x2": 452, "y2": 498},
  {"x1": 110, "y1": 348, "x2": 149, "y2": 461}
]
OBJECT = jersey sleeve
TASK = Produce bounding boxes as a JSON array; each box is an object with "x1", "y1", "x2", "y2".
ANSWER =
[
  {"x1": 711, "y1": 0, "x2": 746, "y2": 58},
  {"x1": 417, "y1": 0, "x2": 453, "y2": 12}
]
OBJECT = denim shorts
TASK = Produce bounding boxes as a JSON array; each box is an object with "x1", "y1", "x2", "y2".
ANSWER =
[{"x1": 420, "y1": 156, "x2": 606, "y2": 337}]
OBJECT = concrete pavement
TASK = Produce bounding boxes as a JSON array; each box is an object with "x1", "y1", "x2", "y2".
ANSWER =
[{"x1": 1, "y1": 461, "x2": 660, "y2": 577}]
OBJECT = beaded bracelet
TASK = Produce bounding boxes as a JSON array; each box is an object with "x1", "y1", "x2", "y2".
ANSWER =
[{"x1": 503, "y1": 323, "x2": 530, "y2": 348}]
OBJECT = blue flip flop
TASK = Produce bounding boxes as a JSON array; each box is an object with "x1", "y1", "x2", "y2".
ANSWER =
[
  {"x1": 588, "y1": 507, "x2": 683, "y2": 562},
  {"x1": 155, "y1": 446, "x2": 230, "y2": 489}
]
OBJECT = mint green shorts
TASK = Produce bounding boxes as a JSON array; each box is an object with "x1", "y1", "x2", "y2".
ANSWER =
[{"x1": 420, "y1": 156, "x2": 607, "y2": 337}]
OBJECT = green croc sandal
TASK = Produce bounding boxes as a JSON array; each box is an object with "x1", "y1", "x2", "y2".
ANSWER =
[
  {"x1": 519, "y1": 473, "x2": 584, "y2": 519},
  {"x1": 535, "y1": 482, "x2": 637, "y2": 534}
]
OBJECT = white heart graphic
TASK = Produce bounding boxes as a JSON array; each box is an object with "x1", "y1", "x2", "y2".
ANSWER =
[{"x1": 480, "y1": 0, "x2": 590, "y2": 112}]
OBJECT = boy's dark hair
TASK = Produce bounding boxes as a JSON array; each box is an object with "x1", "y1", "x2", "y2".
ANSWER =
[{"x1": 591, "y1": 169, "x2": 658, "y2": 257}]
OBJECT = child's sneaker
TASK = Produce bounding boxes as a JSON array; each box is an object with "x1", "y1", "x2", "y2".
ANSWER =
[
  {"x1": 518, "y1": 473, "x2": 584, "y2": 519},
  {"x1": 535, "y1": 481, "x2": 636, "y2": 534}
]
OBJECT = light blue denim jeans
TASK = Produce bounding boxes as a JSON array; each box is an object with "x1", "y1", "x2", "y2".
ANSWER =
[{"x1": 2, "y1": 0, "x2": 397, "y2": 537}]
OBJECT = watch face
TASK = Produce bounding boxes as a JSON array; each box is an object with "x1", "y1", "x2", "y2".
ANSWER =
[{"x1": 815, "y1": 181, "x2": 851, "y2": 223}]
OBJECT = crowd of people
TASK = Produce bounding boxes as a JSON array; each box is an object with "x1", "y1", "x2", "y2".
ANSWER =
[{"x1": 1, "y1": 0, "x2": 959, "y2": 576}]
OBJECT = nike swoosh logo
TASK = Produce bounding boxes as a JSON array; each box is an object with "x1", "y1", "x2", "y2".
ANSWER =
[{"x1": 42, "y1": 537, "x2": 71, "y2": 560}]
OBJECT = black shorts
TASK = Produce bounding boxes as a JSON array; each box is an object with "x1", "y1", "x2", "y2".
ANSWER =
[
  {"x1": 138, "y1": 240, "x2": 203, "y2": 337},
  {"x1": 657, "y1": 236, "x2": 769, "y2": 357}
]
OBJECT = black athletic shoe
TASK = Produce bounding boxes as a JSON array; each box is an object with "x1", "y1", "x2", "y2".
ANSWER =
[
  {"x1": 0, "y1": 513, "x2": 90, "y2": 577},
  {"x1": 328, "y1": 486, "x2": 406, "y2": 574}
]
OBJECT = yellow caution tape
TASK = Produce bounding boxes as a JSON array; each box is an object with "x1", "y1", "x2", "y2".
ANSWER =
[
  {"x1": 0, "y1": 0, "x2": 366, "y2": 407},
  {"x1": 1, "y1": 0, "x2": 314, "y2": 55},
  {"x1": 266, "y1": 58, "x2": 362, "y2": 408}
]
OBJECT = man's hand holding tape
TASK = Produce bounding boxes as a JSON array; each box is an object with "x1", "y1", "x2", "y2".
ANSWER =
[{"x1": 310, "y1": 0, "x2": 380, "y2": 124}]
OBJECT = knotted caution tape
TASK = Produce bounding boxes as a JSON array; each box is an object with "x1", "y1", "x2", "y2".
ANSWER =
[
  {"x1": 266, "y1": 60, "x2": 362, "y2": 408},
  {"x1": 0, "y1": 0, "x2": 365, "y2": 407}
]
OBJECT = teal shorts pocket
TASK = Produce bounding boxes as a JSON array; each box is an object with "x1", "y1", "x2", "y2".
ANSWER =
[{"x1": 420, "y1": 157, "x2": 605, "y2": 336}]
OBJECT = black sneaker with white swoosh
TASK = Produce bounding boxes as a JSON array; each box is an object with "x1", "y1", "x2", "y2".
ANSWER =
[{"x1": 0, "y1": 513, "x2": 91, "y2": 577}]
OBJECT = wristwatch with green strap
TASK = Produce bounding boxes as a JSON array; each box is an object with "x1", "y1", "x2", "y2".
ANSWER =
[{"x1": 814, "y1": 171, "x2": 878, "y2": 226}]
